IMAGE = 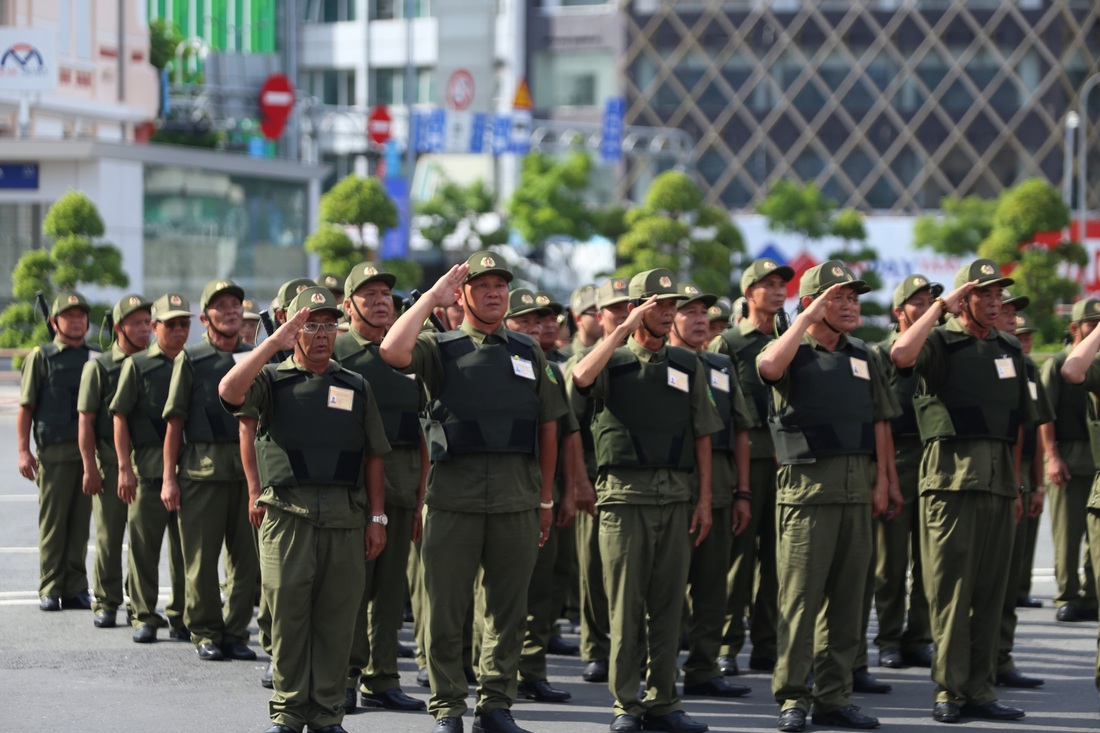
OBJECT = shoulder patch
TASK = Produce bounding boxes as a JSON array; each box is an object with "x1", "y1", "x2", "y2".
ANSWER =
[{"x1": 546, "y1": 364, "x2": 558, "y2": 384}]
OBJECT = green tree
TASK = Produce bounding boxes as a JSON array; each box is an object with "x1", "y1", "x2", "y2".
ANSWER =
[
  {"x1": 912, "y1": 195, "x2": 997, "y2": 256},
  {"x1": 149, "y1": 18, "x2": 183, "y2": 71},
  {"x1": 319, "y1": 175, "x2": 399, "y2": 257},
  {"x1": 508, "y1": 150, "x2": 595, "y2": 248},
  {"x1": 0, "y1": 191, "x2": 128, "y2": 349},
  {"x1": 825, "y1": 208, "x2": 886, "y2": 342},
  {"x1": 414, "y1": 178, "x2": 505, "y2": 253},
  {"x1": 305, "y1": 226, "x2": 425, "y2": 293},
  {"x1": 758, "y1": 180, "x2": 835, "y2": 245}
]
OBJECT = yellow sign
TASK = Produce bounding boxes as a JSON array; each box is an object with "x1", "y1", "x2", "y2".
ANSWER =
[{"x1": 513, "y1": 77, "x2": 533, "y2": 111}]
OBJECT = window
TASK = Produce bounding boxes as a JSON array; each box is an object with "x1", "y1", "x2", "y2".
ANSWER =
[
  {"x1": 305, "y1": 69, "x2": 357, "y2": 106},
  {"x1": 372, "y1": 0, "x2": 432, "y2": 19},
  {"x1": 304, "y1": 0, "x2": 357, "y2": 22},
  {"x1": 532, "y1": 50, "x2": 615, "y2": 108},
  {"x1": 371, "y1": 67, "x2": 434, "y2": 106}
]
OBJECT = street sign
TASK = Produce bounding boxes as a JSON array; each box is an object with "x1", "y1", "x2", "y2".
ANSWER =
[
  {"x1": 0, "y1": 29, "x2": 58, "y2": 91},
  {"x1": 445, "y1": 69, "x2": 475, "y2": 111},
  {"x1": 0, "y1": 163, "x2": 38, "y2": 189},
  {"x1": 513, "y1": 77, "x2": 533, "y2": 111},
  {"x1": 601, "y1": 97, "x2": 626, "y2": 162},
  {"x1": 258, "y1": 73, "x2": 295, "y2": 140},
  {"x1": 470, "y1": 113, "x2": 487, "y2": 153},
  {"x1": 368, "y1": 105, "x2": 392, "y2": 146},
  {"x1": 427, "y1": 108, "x2": 446, "y2": 152},
  {"x1": 492, "y1": 113, "x2": 511, "y2": 156}
]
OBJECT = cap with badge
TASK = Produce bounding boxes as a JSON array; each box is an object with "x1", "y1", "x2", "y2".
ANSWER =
[
  {"x1": 51, "y1": 290, "x2": 91, "y2": 317},
  {"x1": 287, "y1": 286, "x2": 342, "y2": 319},
  {"x1": 676, "y1": 282, "x2": 718, "y2": 308},
  {"x1": 344, "y1": 263, "x2": 397, "y2": 298},
  {"x1": 112, "y1": 293, "x2": 153, "y2": 324},
  {"x1": 534, "y1": 291, "x2": 563, "y2": 316},
  {"x1": 276, "y1": 278, "x2": 317, "y2": 310},
  {"x1": 507, "y1": 288, "x2": 551, "y2": 318},
  {"x1": 151, "y1": 293, "x2": 191, "y2": 322},
  {"x1": 798, "y1": 260, "x2": 871, "y2": 299},
  {"x1": 1001, "y1": 288, "x2": 1030, "y2": 311},
  {"x1": 741, "y1": 258, "x2": 795, "y2": 294},
  {"x1": 200, "y1": 278, "x2": 245, "y2": 311},
  {"x1": 570, "y1": 285, "x2": 597, "y2": 315},
  {"x1": 596, "y1": 278, "x2": 631, "y2": 309},
  {"x1": 629, "y1": 268, "x2": 687, "y2": 300},
  {"x1": 708, "y1": 301, "x2": 732, "y2": 322},
  {"x1": 1070, "y1": 298, "x2": 1100, "y2": 323},
  {"x1": 1014, "y1": 312, "x2": 1038, "y2": 335},
  {"x1": 892, "y1": 274, "x2": 944, "y2": 308},
  {"x1": 464, "y1": 250, "x2": 513, "y2": 283},
  {"x1": 954, "y1": 258, "x2": 1014, "y2": 289},
  {"x1": 241, "y1": 298, "x2": 261, "y2": 322},
  {"x1": 318, "y1": 273, "x2": 343, "y2": 293}
]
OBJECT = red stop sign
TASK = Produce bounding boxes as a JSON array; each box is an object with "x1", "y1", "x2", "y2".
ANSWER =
[
  {"x1": 367, "y1": 105, "x2": 392, "y2": 146},
  {"x1": 258, "y1": 74, "x2": 295, "y2": 139}
]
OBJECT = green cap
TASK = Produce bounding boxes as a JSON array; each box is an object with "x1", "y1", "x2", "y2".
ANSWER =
[
  {"x1": 151, "y1": 293, "x2": 191, "y2": 322},
  {"x1": 534, "y1": 291, "x2": 563, "y2": 316},
  {"x1": 464, "y1": 250, "x2": 513, "y2": 283},
  {"x1": 51, "y1": 290, "x2": 91, "y2": 317},
  {"x1": 507, "y1": 288, "x2": 551, "y2": 318},
  {"x1": 1001, "y1": 288, "x2": 1030, "y2": 311},
  {"x1": 708, "y1": 300, "x2": 732, "y2": 322},
  {"x1": 596, "y1": 278, "x2": 631, "y2": 309},
  {"x1": 241, "y1": 297, "x2": 261, "y2": 321},
  {"x1": 729, "y1": 297, "x2": 745, "y2": 325},
  {"x1": 112, "y1": 293, "x2": 153, "y2": 324},
  {"x1": 200, "y1": 278, "x2": 245, "y2": 311},
  {"x1": 676, "y1": 282, "x2": 718, "y2": 308},
  {"x1": 318, "y1": 273, "x2": 342, "y2": 293},
  {"x1": 954, "y1": 258, "x2": 1013, "y2": 289},
  {"x1": 741, "y1": 258, "x2": 795, "y2": 294},
  {"x1": 1014, "y1": 312, "x2": 1038, "y2": 334},
  {"x1": 629, "y1": 268, "x2": 685, "y2": 300},
  {"x1": 344, "y1": 263, "x2": 397, "y2": 298},
  {"x1": 798, "y1": 260, "x2": 871, "y2": 299},
  {"x1": 892, "y1": 274, "x2": 944, "y2": 308},
  {"x1": 287, "y1": 286, "x2": 342, "y2": 320},
  {"x1": 1071, "y1": 298, "x2": 1100, "y2": 323},
  {"x1": 570, "y1": 285, "x2": 597, "y2": 315},
  {"x1": 276, "y1": 278, "x2": 317, "y2": 310}
]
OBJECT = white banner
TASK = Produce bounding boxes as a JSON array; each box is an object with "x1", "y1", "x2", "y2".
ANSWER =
[{"x1": 0, "y1": 28, "x2": 58, "y2": 91}]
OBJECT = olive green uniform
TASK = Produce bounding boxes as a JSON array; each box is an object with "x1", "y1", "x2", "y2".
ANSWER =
[
  {"x1": 77, "y1": 344, "x2": 131, "y2": 616},
  {"x1": 762, "y1": 333, "x2": 894, "y2": 715},
  {"x1": 909, "y1": 318, "x2": 1037, "y2": 706},
  {"x1": 333, "y1": 328, "x2": 426, "y2": 696},
  {"x1": 710, "y1": 319, "x2": 780, "y2": 667},
  {"x1": 403, "y1": 321, "x2": 566, "y2": 720},
  {"x1": 21, "y1": 338, "x2": 97, "y2": 600},
  {"x1": 232, "y1": 357, "x2": 390, "y2": 731},
  {"x1": 683, "y1": 350, "x2": 754, "y2": 686},
  {"x1": 1041, "y1": 351, "x2": 1098, "y2": 613},
  {"x1": 1078, "y1": 366, "x2": 1100, "y2": 693},
  {"x1": 163, "y1": 334, "x2": 259, "y2": 650},
  {"x1": 580, "y1": 338, "x2": 722, "y2": 719},
  {"x1": 110, "y1": 343, "x2": 187, "y2": 632}
]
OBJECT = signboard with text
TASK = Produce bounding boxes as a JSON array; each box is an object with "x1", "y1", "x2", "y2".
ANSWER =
[{"x1": 0, "y1": 29, "x2": 57, "y2": 91}]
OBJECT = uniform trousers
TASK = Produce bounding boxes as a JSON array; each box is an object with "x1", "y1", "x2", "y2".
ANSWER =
[
  {"x1": 91, "y1": 458, "x2": 128, "y2": 615},
  {"x1": 1049, "y1": 474, "x2": 1097, "y2": 609},
  {"x1": 37, "y1": 452, "x2": 91, "y2": 598},
  {"x1": 684, "y1": 505, "x2": 733, "y2": 686},
  {"x1": 998, "y1": 485, "x2": 1032, "y2": 674},
  {"x1": 576, "y1": 509, "x2": 611, "y2": 662},
  {"x1": 126, "y1": 476, "x2": 186, "y2": 630},
  {"x1": 1085, "y1": 509, "x2": 1100, "y2": 692},
  {"x1": 519, "y1": 506, "x2": 562, "y2": 682}
]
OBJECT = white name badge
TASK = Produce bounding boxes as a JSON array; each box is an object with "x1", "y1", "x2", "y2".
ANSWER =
[
  {"x1": 850, "y1": 357, "x2": 871, "y2": 380},
  {"x1": 403, "y1": 372, "x2": 417, "y2": 380},
  {"x1": 710, "y1": 371, "x2": 730, "y2": 393},
  {"x1": 668, "y1": 367, "x2": 690, "y2": 393},
  {"x1": 328, "y1": 386, "x2": 354, "y2": 411},
  {"x1": 994, "y1": 357, "x2": 1017, "y2": 380},
  {"x1": 512, "y1": 356, "x2": 536, "y2": 380},
  {"x1": 1028, "y1": 380, "x2": 1038, "y2": 401},
  {"x1": 232, "y1": 352, "x2": 247, "y2": 364}
]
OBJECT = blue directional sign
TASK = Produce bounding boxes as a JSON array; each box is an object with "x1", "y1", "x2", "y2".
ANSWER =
[
  {"x1": 492, "y1": 113, "x2": 511, "y2": 156},
  {"x1": 427, "y1": 108, "x2": 446, "y2": 153},
  {"x1": 380, "y1": 176, "x2": 410, "y2": 259},
  {"x1": 470, "y1": 113, "x2": 487, "y2": 153},
  {"x1": 601, "y1": 97, "x2": 625, "y2": 162},
  {"x1": 0, "y1": 163, "x2": 38, "y2": 189}
]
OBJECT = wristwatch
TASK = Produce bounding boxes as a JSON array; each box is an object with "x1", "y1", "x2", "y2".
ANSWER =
[{"x1": 370, "y1": 513, "x2": 388, "y2": 527}]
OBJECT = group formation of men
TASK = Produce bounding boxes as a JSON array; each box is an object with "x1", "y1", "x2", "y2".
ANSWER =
[{"x1": 16, "y1": 250, "x2": 1100, "y2": 733}]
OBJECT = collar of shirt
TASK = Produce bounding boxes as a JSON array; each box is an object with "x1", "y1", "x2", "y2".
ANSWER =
[
  {"x1": 109, "y1": 342, "x2": 129, "y2": 362},
  {"x1": 460, "y1": 319, "x2": 510, "y2": 344},
  {"x1": 944, "y1": 315, "x2": 999, "y2": 341},
  {"x1": 627, "y1": 335, "x2": 666, "y2": 363},
  {"x1": 275, "y1": 355, "x2": 341, "y2": 375},
  {"x1": 803, "y1": 330, "x2": 851, "y2": 352},
  {"x1": 145, "y1": 342, "x2": 169, "y2": 360},
  {"x1": 202, "y1": 332, "x2": 244, "y2": 352},
  {"x1": 347, "y1": 326, "x2": 379, "y2": 348},
  {"x1": 51, "y1": 336, "x2": 87, "y2": 352}
]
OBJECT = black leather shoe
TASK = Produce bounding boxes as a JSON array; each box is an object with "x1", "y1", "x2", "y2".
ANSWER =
[
  {"x1": 717, "y1": 654, "x2": 739, "y2": 676},
  {"x1": 749, "y1": 655, "x2": 777, "y2": 672},
  {"x1": 610, "y1": 714, "x2": 642, "y2": 732},
  {"x1": 472, "y1": 708, "x2": 532, "y2": 733},
  {"x1": 878, "y1": 648, "x2": 903, "y2": 669},
  {"x1": 901, "y1": 646, "x2": 933, "y2": 667},
  {"x1": 1055, "y1": 605, "x2": 1080, "y2": 622},
  {"x1": 641, "y1": 710, "x2": 709, "y2": 733},
  {"x1": 39, "y1": 595, "x2": 61, "y2": 612},
  {"x1": 221, "y1": 640, "x2": 257, "y2": 660},
  {"x1": 417, "y1": 666, "x2": 431, "y2": 688},
  {"x1": 132, "y1": 624, "x2": 157, "y2": 643},
  {"x1": 811, "y1": 705, "x2": 880, "y2": 729},
  {"x1": 341, "y1": 687, "x2": 356, "y2": 713},
  {"x1": 398, "y1": 642, "x2": 416, "y2": 658},
  {"x1": 518, "y1": 679, "x2": 571, "y2": 702},
  {"x1": 583, "y1": 658, "x2": 609, "y2": 683},
  {"x1": 996, "y1": 668, "x2": 1044, "y2": 688},
  {"x1": 61, "y1": 591, "x2": 93, "y2": 610},
  {"x1": 777, "y1": 708, "x2": 806, "y2": 732},
  {"x1": 168, "y1": 626, "x2": 190, "y2": 642},
  {"x1": 264, "y1": 725, "x2": 297, "y2": 733},
  {"x1": 683, "y1": 676, "x2": 751, "y2": 698},
  {"x1": 261, "y1": 662, "x2": 274, "y2": 688},
  {"x1": 309, "y1": 726, "x2": 348, "y2": 733},
  {"x1": 932, "y1": 701, "x2": 960, "y2": 723},
  {"x1": 1016, "y1": 596, "x2": 1042, "y2": 608},
  {"x1": 959, "y1": 701, "x2": 1025, "y2": 720},
  {"x1": 196, "y1": 642, "x2": 224, "y2": 661},
  {"x1": 464, "y1": 665, "x2": 477, "y2": 684},
  {"x1": 432, "y1": 718, "x2": 463, "y2": 733},
  {"x1": 1080, "y1": 607, "x2": 1100, "y2": 621},
  {"x1": 852, "y1": 666, "x2": 892, "y2": 694},
  {"x1": 362, "y1": 688, "x2": 427, "y2": 710},
  {"x1": 547, "y1": 636, "x2": 580, "y2": 656},
  {"x1": 93, "y1": 611, "x2": 116, "y2": 628}
]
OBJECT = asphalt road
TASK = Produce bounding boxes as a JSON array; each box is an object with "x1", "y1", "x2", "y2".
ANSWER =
[{"x1": 0, "y1": 383, "x2": 1097, "y2": 732}]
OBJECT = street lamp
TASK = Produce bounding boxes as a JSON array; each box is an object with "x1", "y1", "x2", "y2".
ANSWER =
[
  {"x1": 1064, "y1": 111, "x2": 1079, "y2": 209},
  {"x1": 1077, "y1": 73, "x2": 1100, "y2": 246}
]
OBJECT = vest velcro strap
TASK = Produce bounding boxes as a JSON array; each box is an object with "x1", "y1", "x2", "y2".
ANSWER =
[
  {"x1": 334, "y1": 450, "x2": 363, "y2": 483},
  {"x1": 442, "y1": 418, "x2": 537, "y2": 455}
]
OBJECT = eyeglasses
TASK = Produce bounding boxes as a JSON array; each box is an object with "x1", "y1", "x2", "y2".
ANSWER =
[
  {"x1": 301, "y1": 322, "x2": 339, "y2": 334},
  {"x1": 161, "y1": 318, "x2": 190, "y2": 329},
  {"x1": 579, "y1": 311, "x2": 597, "y2": 318}
]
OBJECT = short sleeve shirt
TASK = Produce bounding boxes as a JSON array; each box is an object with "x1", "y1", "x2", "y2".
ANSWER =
[
  {"x1": 20, "y1": 337, "x2": 94, "y2": 462},
  {"x1": 77, "y1": 343, "x2": 129, "y2": 460},
  {"x1": 1040, "y1": 350, "x2": 1093, "y2": 476},
  {"x1": 710, "y1": 319, "x2": 777, "y2": 459},
  {"x1": 110, "y1": 343, "x2": 176, "y2": 480}
]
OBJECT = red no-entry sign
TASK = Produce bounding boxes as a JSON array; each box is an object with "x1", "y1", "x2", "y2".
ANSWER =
[
  {"x1": 368, "y1": 105, "x2": 392, "y2": 146},
  {"x1": 258, "y1": 74, "x2": 295, "y2": 139}
]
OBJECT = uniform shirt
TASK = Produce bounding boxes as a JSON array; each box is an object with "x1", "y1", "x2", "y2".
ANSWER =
[
  {"x1": 230, "y1": 357, "x2": 391, "y2": 529},
  {"x1": 710, "y1": 319, "x2": 777, "y2": 460},
  {"x1": 582, "y1": 337, "x2": 723, "y2": 507},
  {"x1": 335, "y1": 328, "x2": 426, "y2": 510},
  {"x1": 550, "y1": 361, "x2": 581, "y2": 503},
  {"x1": 77, "y1": 343, "x2": 129, "y2": 463},
  {"x1": 564, "y1": 341, "x2": 600, "y2": 480},
  {"x1": 1040, "y1": 349, "x2": 1093, "y2": 476},
  {"x1": 705, "y1": 353, "x2": 756, "y2": 509},
  {"x1": 760, "y1": 331, "x2": 897, "y2": 506},
  {"x1": 109, "y1": 342, "x2": 175, "y2": 481},
  {"x1": 404, "y1": 320, "x2": 568, "y2": 513},
  {"x1": 1074, "y1": 362, "x2": 1100, "y2": 510},
  {"x1": 910, "y1": 318, "x2": 1038, "y2": 498},
  {"x1": 162, "y1": 333, "x2": 249, "y2": 481},
  {"x1": 19, "y1": 336, "x2": 94, "y2": 462}
]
